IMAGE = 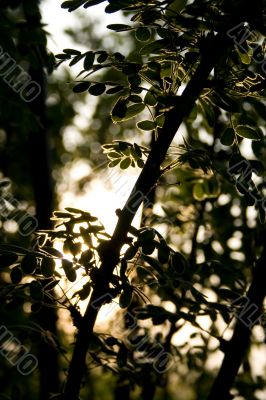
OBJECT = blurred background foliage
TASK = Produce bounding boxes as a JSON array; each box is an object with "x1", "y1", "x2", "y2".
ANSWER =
[{"x1": 0, "y1": 0, "x2": 266, "y2": 399}]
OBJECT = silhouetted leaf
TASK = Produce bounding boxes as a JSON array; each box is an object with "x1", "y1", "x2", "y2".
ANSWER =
[
  {"x1": 84, "y1": 52, "x2": 95, "y2": 70},
  {"x1": 107, "y1": 24, "x2": 131, "y2": 32},
  {"x1": 135, "y1": 27, "x2": 151, "y2": 42},
  {"x1": 21, "y1": 254, "x2": 37, "y2": 274},
  {"x1": 84, "y1": 0, "x2": 106, "y2": 8},
  {"x1": 158, "y1": 244, "x2": 170, "y2": 264},
  {"x1": 171, "y1": 252, "x2": 187, "y2": 274},
  {"x1": 41, "y1": 258, "x2": 55, "y2": 277},
  {"x1": 124, "y1": 245, "x2": 138, "y2": 260},
  {"x1": 10, "y1": 266, "x2": 22, "y2": 284},
  {"x1": 30, "y1": 281, "x2": 43, "y2": 301},
  {"x1": 119, "y1": 285, "x2": 133, "y2": 308},
  {"x1": 221, "y1": 128, "x2": 235, "y2": 146},
  {"x1": 63, "y1": 48, "x2": 81, "y2": 55},
  {"x1": 73, "y1": 81, "x2": 91, "y2": 93},
  {"x1": 106, "y1": 85, "x2": 124, "y2": 94},
  {"x1": 89, "y1": 83, "x2": 106, "y2": 95}
]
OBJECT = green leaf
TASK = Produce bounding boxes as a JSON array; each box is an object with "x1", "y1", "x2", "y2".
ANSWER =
[
  {"x1": 109, "y1": 159, "x2": 120, "y2": 167},
  {"x1": 107, "y1": 24, "x2": 131, "y2": 32},
  {"x1": 64, "y1": 207, "x2": 83, "y2": 214},
  {"x1": 235, "y1": 125, "x2": 261, "y2": 140},
  {"x1": 236, "y1": 47, "x2": 251, "y2": 65},
  {"x1": 211, "y1": 92, "x2": 239, "y2": 113},
  {"x1": 220, "y1": 128, "x2": 235, "y2": 146},
  {"x1": 193, "y1": 181, "x2": 205, "y2": 201},
  {"x1": 137, "y1": 159, "x2": 145, "y2": 168},
  {"x1": 41, "y1": 258, "x2": 55, "y2": 277},
  {"x1": 125, "y1": 103, "x2": 145, "y2": 120},
  {"x1": 73, "y1": 81, "x2": 91, "y2": 93},
  {"x1": 120, "y1": 157, "x2": 131, "y2": 169},
  {"x1": 144, "y1": 91, "x2": 158, "y2": 106},
  {"x1": 203, "y1": 178, "x2": 220, "y2": 198},
  {"x1": 200, "y1": 99, "x2": 215, "y2": 127},
  {"x1": 155, "y1": 113, "x2": 165, "y2": 127},
  {"x1": 112, "y1": 102, "x2": 145, "y2": 123},
  {"x1": 20, "y1": 254, "x2": 37, "y2": 274},
  {"x1": 128, "y1": 95, "x2": 142, "y2": 103},
  {"x1": 135, "y1": 27, "x2": 151, "y2": 42},
  {"x1": 10, "y1": 266, "x2": 22, "y2": 284},
  {"x1": 140, "y1": 39, "x2": 168, "y2": 55},
  {"x1": 129, "y1": 147, "x2": 138, "y2": 160},
  {"x1": 111, "y1": 97, "x2": 128, "y2": 121},
  {"x1": 89, "y1": 83, "x2": 106, "y2": 96},
  {"x1": 187, "y1": 104, "x2": 197, "y2": 123},
  {"x1": 133, "y1": 143, "x2": 142, "y2": 158},
  {"x1": 137, "y1": 120, "x2": 155, "y2": 131},
  {"x1": 107, "y1": 152, "x2": 122, "y2": 159},
  {"x1": 83, "y1": 52, "x2": 95, "y2": 70}
]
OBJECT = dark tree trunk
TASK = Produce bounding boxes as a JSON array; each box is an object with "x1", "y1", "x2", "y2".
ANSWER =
[
  {"x1": 27, "y1": 65, "x2": 60, "y2": 400},
  {"x1": 23, "y1": 4, "x2": 60, "y2": 399}
]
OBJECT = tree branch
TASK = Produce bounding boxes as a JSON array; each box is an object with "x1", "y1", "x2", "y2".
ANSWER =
[
  {"x1": 63, "y1": 31, "x2": 232, "y2": 400},
  {"x1": 207, "y1": 244, "x2": 266, "y2": 400}
]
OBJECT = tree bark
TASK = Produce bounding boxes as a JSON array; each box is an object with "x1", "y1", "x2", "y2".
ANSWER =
[{"x1": 23, "y1": 4, "x2": 60, "y2": 399}]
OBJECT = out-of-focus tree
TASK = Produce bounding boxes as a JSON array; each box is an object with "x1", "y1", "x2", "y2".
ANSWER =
[{"x1": 1, "y1": 1, "x2": 266, "y2": 400}]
